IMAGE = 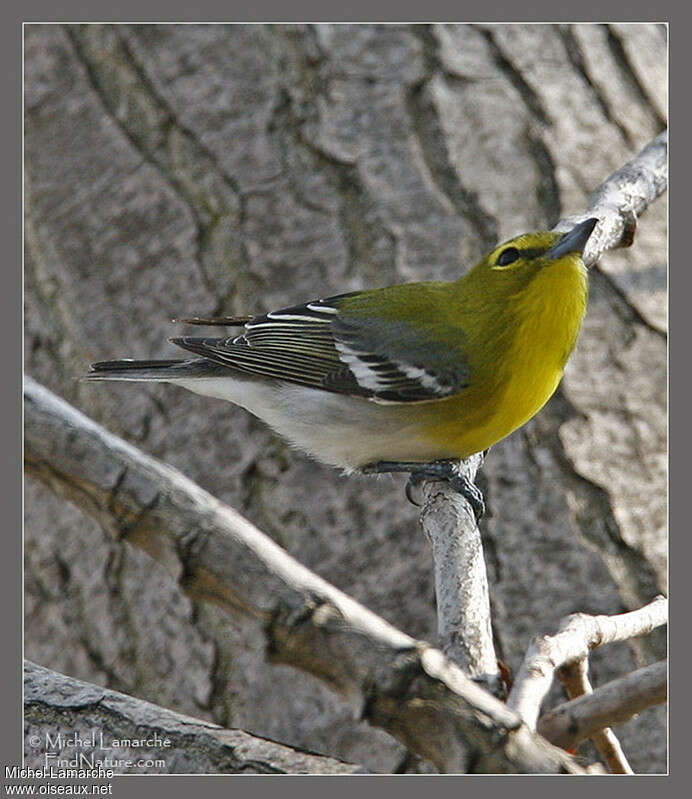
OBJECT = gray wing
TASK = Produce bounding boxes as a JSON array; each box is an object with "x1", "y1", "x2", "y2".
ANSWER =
[{"x1": 171, "y1": 296, "x2": 470, "y2": 404}]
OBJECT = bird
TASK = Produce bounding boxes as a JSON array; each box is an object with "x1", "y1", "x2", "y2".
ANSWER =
[{"x1": 86, "y1": 217, "x2": 599, "y2": 520}]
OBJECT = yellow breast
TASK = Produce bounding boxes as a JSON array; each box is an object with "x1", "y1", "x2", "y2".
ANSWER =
[{"x1": 421, "y1": 254, "x2": 588, "y2": 458}]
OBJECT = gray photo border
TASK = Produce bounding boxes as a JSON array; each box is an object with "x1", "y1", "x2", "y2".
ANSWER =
[{"x1": 9, "y1": 1, "x2": 680, "y2": 797}]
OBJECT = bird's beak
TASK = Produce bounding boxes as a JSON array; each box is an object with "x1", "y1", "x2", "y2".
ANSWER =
[{"x1": 546, "y1": 218, "x2": 599, "y2": 260}]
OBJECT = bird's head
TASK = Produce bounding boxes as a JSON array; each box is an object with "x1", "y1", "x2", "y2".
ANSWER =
[{"x1": 463, "y1": 218, "x2": 599, "y2": 298}]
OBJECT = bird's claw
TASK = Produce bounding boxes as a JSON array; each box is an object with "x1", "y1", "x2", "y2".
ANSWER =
[
  {"x1": 363, "y1": 459, "x2": 486, "y2": 522},
  {"x1": 406, "y1": 462, "x2": 485, "y2": 521}
]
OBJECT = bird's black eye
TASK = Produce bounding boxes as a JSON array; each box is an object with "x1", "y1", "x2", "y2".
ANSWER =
[{"x1": 497, "y1": 247, "x2": 520, "y2": 266}]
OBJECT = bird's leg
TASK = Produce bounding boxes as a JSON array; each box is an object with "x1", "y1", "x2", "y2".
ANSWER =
[{"x1": 362, "y1": 459, "x2": 486, "y2": 521}]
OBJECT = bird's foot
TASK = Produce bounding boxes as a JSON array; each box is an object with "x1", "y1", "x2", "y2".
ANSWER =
[{"x1": 362, "y1": 459, "x2": 485, "y2": 521}]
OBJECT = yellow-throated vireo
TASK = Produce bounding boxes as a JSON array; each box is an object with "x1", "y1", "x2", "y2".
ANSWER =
[{"x1": 87, "y1": 218, "x2": 599, "y2": 518}]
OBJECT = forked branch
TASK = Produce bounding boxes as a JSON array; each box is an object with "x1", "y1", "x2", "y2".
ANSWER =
[{"x1": 507, "y1": 596, "x2": 667, "y2": 731}]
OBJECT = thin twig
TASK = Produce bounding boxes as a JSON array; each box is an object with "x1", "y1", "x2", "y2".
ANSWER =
[
  {"x1": 506, "y1": 596, "x2": 667, "y2": 731},
  {"x1": 538, "y1": 660, "x2": 666, "y2": 751},
  {"x1": 558, "y1": 658, "x2": 633, "y2": 774}
]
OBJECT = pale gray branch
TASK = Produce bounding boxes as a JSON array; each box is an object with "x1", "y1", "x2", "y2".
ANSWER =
[
  {"x1": 553, "y1": 130, "x2": 667, "y2": 266},
  {"x1": 23, "y1": 376, "x2": 583, "y2": 774},
  {"x1": 506, "y1": 596, "x2": 667, "y2": 731},
  {"x1": 24, "y1": 660, "x2": 362, "y2": 774},
  {"x1": 539, "y1": 660, "x2": 666, "y2": 766},
  {"x1": 420, "y1": 459, "x2": 499, "y2": 690}
]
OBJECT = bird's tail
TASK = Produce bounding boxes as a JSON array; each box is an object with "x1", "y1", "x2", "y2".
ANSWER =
[{"x1": 85, "y1": 358, "x2": 218, "y2": 381}]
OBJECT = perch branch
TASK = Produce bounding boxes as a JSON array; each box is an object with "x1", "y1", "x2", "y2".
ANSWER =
[
  {"x1": 506, "y1": 596, "x2": 667, "y2": 733},
  {"x1": 538, "y1": 660, "x2": 666, "y2": 752},
  {"x1": 419, "y1": 456, "x2": 499, "y2": 689},
  {"x1": 23, "y1": 376, "x2": 583, "y2": 774}
]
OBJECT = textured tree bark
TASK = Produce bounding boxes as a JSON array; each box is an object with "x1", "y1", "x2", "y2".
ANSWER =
[
  {"x1": 23, "y1": 661, "x2": 362, "y2": 774},
  {"x1": 24, "y1": 22, "x2": 667, "y2": 772}
]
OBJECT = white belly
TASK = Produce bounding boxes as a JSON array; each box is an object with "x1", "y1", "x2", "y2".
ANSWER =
[{"x1": 172, "y1": 376, "x2": 433, "y2": 470}]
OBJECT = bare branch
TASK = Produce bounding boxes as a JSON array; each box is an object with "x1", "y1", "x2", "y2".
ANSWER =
[
  {"x1": 553, "y1": 130, "x2": 667, "y2": 266},
  {"x1": 506, "y1": 596, "x2": 667, "y2": 731},
  {"x1": 24, "y1": 660, "x2": 362, "y2": 774},
  {"x1": 557, "y1": 658, "x2": 633, "y2": 774},
  {"x1": 23, "y1": 376, "x2": 583, "y2": 774},
  {"x1": 539, "y1": 660, "x2": 666, "y2": 750},
  {"x1": 419, "y1": 460, "x2": 499, "y2": 690}
]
